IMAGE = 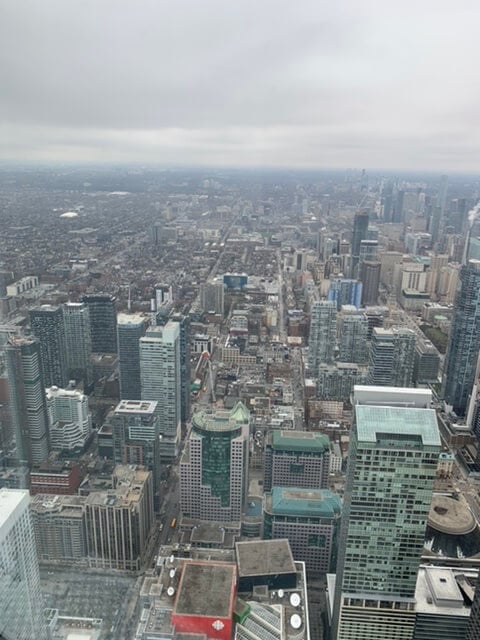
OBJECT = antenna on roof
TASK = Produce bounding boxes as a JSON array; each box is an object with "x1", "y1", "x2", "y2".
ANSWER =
[{"x1": 127, "y1": 285, "x2": 131, "y2": 312}]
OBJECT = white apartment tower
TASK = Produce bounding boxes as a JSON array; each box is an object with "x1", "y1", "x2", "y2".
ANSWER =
[{"x1": 46, "y1": 386, "x2": 92, "y2": 452}]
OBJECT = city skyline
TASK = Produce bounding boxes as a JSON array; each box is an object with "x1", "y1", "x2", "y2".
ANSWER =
[{"x1": 1, "y1": 2, "x2": 480, "y2": 171}]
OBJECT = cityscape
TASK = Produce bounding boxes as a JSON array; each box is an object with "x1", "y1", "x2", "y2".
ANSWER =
[
  {"x1": 1, "y1": 166, "x2": 480, "y2": 640},
  {"x1": 2, "y1": 3, "x2": 480, "y2": 640}
]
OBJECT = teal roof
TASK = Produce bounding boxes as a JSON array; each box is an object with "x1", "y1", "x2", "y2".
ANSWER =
[
  {"x1": 355, "y1": 405, "x2": 441, "y2": 447},
  {"x1": 268, "y1": 487, "x2": 342, "y2": 518},
  {"x1": 271, "y1": 430, "x2": 329, "y2": 453}
]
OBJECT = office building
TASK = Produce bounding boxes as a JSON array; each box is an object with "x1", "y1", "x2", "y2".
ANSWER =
[
  {"x1": 108, "y1": 399, "x2": 161, "y2": 493},
  {"x1": 368, "y1": 327, "x2": 416, "y2": 388},
  {"x1": 359, "y1": 260, "x2": 381, "y2": 306},
  {"x1": 327, "y1": 279, "x2": 363, "y2": 310},
  {"x1": 180, "y1": 401, "x2": 249, "y2": 522},
  {"x1": 5, "y1": 336, "x2": 50, "y2": 468},
  {"x1": 466, "y1": 574, "x2": 480, "y2": 640},
  {"x1": 140, "y1": 322, "x2": 181, "y2": 459},
  {"x1": 63, "y1": 302, "x2": 93, "y2": 385},
  {"x1": 359, "y1": 239, "x2": 378, "y2": 265},
  {"x1": 331, "y1": 386, "x2": 441, "y2": 640},
  {"x1": 338, "y1": 309, "x2": 369, "y2": 364},
  {"x1": 350, "y1": 210, "x2": 369, "y2": 277},
  {"x1": 29, "y1": 304, "x2": 68, "y2": 388},
  {"x1": 117, "y1": 313, "x2": 147, "y2": 400},
  {"x1": 170, "y1": 313, "x2": 191, "y2": 424},
  {"x1": 82, "y1": 293, "x2": 117, "y2": 353},
  {"x1": 442, "y1": 259, "x2": 480, "y2": 416},
  {"x1": 413, "y1": 340, "x2": 440, "y2": 385},
  {"x1": 85, "y1": 465, "x2": 154, "y2": 571},
  {"x1": 263, "y1": 487, "x2": 341, "y2": 573},
  {"x1": 307, "y1": 300, "x2": 337, "y2": 375},
  {"x1": 200, "y1": 279, "x2": 224, "y2": 315},
  {"x1": 0, "y1": 489, "x2": 47, "y2": 640},
  {"x1": 46, "y1": 386, "x2": 91, "y2": 452},
  {"x1": 264, "y1": 430, "x2": 330, "y2": 491}
]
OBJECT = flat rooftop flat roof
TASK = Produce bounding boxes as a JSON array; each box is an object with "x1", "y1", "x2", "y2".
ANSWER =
[
  {"x1": 174, "y1": 561, "x2": 236, "y2": 618},
  {"x1": 0, "y1": 489, "x2": 29, "y2": 534},
  {"x1": 115, "y1": 399, "x2": 158, "y2": 414},
  {"x1": 269, "y1": 487, "x2": 342, "y2": 518},
  {"x1": 356, "y1": 405, "x2": 440, "y2": 447},
  {"x1": 236, "y1": 539, "x2": 296, "y2": 577},
  {"x1": 271, "y1": 430, "x2": 329, "y2": 453}
]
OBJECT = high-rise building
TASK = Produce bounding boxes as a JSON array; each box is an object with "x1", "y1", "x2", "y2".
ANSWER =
[
  {"x1": 5, "y1": 336, "x2": 50, "y2": 468},
  {"x1": 413, "y1": 340, "x2": 440, "y2": 385},
  {"x1": 466, "y1": 575, "x2": 480, "y2": 640},
  {"x1": 0, "y1": 488, "x2": 47, "y2": 640},
  {"x1": 327, "y1": 279, "x2": 363, "y2": 310},
  {"x1": 308, "y1": 300, "x2": 337, "y2": 375},
  {"x1": 82, "y1": 293, "x2": 117, "y2": 353},
  {"x1": 360, "y1": 260, "x2": 381, "y2": 306},
  {"x1": 46, "y1": 386, "x2": 91, "y2": 452},
  {"x1": 85, "y1": 465, "x2": 154, "y2": 571},
  {"x1": 350, "y1": 210, "x2": 369, "y2": 277},
  {"x1": 29, "y1": 305, "x2": 68, "y2": 388},
  {"x1": 108, "y1": 399, "x2": 161, "y2": 494},
  {"x1": 263, "y1": 487, "x2": 341, "y2": 573},
  {"x1": 264, "y1": 430, "x2": 330, "y2": 491},
  {"x1": 338, "y1": 309, "x2": 369, "y2": 364},
  {"x1": 359, "y1": 239, "x2": 378, "y2": 265},
  {"x1": 199, "y1": 279, "x2": 224, "y2": 315},
  {"x1": 140, "y1": 322, "x2": 181, "y2": 459},
  {"x1": 117, "y1": 313, "x2": 147, "y2": 400},
  {"x1": 442, "y1": 259, "x2": 480, "y2": 416},
  {"x1": 63, "y1": 302, "x2": 93, "y2": 385},
  {"x1": 170, "y1": 313, "x2": 191, "y2": 424},
  {"x1": 180, "y1": 402, "x2": 249, "y2": 522},
  {"x1": 368, "y1": 327, "x2": 416, "y2": 388},
  {"x1": 317, "y1": 362, "x2": 369, "y2": 402},
  {"x1": 331, "y1": 386, "x2": 441, "y2": 640}
]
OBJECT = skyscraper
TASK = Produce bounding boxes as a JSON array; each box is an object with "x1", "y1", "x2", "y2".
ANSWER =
[
  {"x1": 0, "y1": 488, "x2": 47, "y2": 640},
  {"x1": 46, "y1": 386, "x2": 91, "y2": 452},
  {"x1": 327, "y1": 279, "x2": 363, "y2": 310},
  {"x1": 337, "y1": 309, "x2": 369, "y2": 364},
  {"x1": 350, "y1": 210, "x2": 369, "y2": 277},
  {"x1": 180, "y1": 402, "x2": 249, "y2": 522},
  {"x1": 63, "y1": 302, "x2": 93, "y2": 385},
  {"x1": 359, "y1": 260, "x2": 381, "y2": 306},
  {"x1": 331, "y1": 386, "x2": 441, "y2": 640},
  {"x1": 117, "y1": 313, "x2": 147, "y2": 400},
  {"x1": 199, "y1": 279, "x2": 224, "y2": 315},
  {"x1": 308, "y1": 300, "x2": 337, "y2": 375},
  {"x1": 5, "y1": 336, "x2": 50, "y2": 468},
  {"x1": 170, "y1": 313, "x2": 191, "y2": 424},
  {"x1": 442, "y1": 259, "x2": 480, "y2": 416},
  {"x1": 140, "y1": 322, "x2": 181, "y2": 459},
  {"x1": 466, "y1": 575, "x2": 480, "y2": 640},
  {"x1": 29, "y1": 304, "x2": 68, "y2": 388},
  {"x1": 82, "y1": 293, "x2": 117, "y2": 353},
  {"x1": 368, "y1": 327, "x2": 416, "y2": 388}
]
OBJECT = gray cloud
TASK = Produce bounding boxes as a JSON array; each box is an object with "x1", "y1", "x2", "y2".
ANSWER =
[{"x1": 1, "y1": 0, "x2": 480, "y2": 170}]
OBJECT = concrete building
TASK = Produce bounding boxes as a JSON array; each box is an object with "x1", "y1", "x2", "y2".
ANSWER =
[
  {"x1": 180, "y1": 401, "x2": 249, "y2": 522},
  {"x1": 263, "y1": 487, "x2": 341, "y2": 573},
  {"x1": 46, "y1": 386, "x2": 91, "y2": 452},
  {"x1": 368, "y1": 327, "x2": 416, "y2": 388},
  {"x1": 29, "y1": 304, "x2": 68, "y2": 388},
  {"x1": 63, "y1": 302, "x2": 93, "y2": 385},
  {"x1": 140, "y1": 322, "x2": 181, "y2": 459},
  {"x1": 200, "y1": 279, "x2": 224, "y2": 315},
  {"x1": 466, "y1": 574, "x2": 480, "y2": 640},
  {"x1": 442, "y1": 259, "x2": 480, "y2": 416},
  {"x1": 5, "y1": 336, "x2": 50, "y2": 469},
  {"x1": 82, "y1": 293, "x2": 117, "y2": 353},
  {"x1": 350, "y1": 210, "x2": 369, "y2": 277},
  {"x1": 0, "y1": 489, "x2": 47, "y2": 640},
  {"x1": 264, "y1": 430, "x2": 330, "y2": 491},
  {"x1": 308, "y1": 300, "x2": 337, "y2": 375},
  {"x1": 170, "y1": 313, "x2": 191, "y2": 424},
  {"x1": 117, "y1": 312, "x2": 147, "y2": 401},
  {"x1": 317, "y1": 362, "x2": 369, "y2": 403},
  {"x1": 331, "y1": 386, "x2": 441, "y2": 640},
  {"x1": 6, "y1": 275, "x2": 39, "y2": 297},
  {"x1": 108, "y1": 399, "x2": 161, "y2": 494},
  {"x1": 413, "y1": 340, "x2": 440, "y2": 385},
  {"x1": 359, "y1": 260, "x2": 381, "y2": 306},
  {"x1": 85, "y1": 465, "x2": 154, "y2": 571}
]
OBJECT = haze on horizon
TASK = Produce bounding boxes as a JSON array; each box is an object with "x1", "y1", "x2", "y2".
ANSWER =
[{"x1": 1, "y1": 0, "x2": 479, "y2": 172}]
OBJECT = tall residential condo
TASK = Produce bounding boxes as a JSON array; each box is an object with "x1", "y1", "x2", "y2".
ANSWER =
[
  {"x1": 308, "y1": 300, "x2": 337, "y2": 375},
  {"x1": 82, "y1": 293, "x2": 118, "y2": 353},
  {"x1": 29, "y1": 304, "x2": 68, "y2": 388},
  {"x1": 63, "y1": 302, "x2": 93, "y2": 385},
  {"x1": 117, "y1": 313, "x2": 147, "y2": 400}
]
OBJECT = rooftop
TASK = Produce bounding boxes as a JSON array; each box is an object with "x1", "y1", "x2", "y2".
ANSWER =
[
  {"x1": 117, "y1": 312, "x2": 146, "y2": 326},
  {"x1": 236, "y1": 539, "x2": 296, "y2": 577},
  {"x1": 271, "y1": 430, "x2": 329, "y2": 453},
  {"x1": 428, "y1": 495, "x2": 476, "y2": 535},
  {"x1": 267, "y1": 487, "x2": 342, "y2": 518},
  {"x1": 0, "y1": 489, "x2": 29, "y2": 534},
  {"x1": 355, "y1": 405, "x2": 441, "y2": 447},
  {"x1": 115, "y1": 399, "x2": 158, "y2": 415},
  {"x1": 173, "y1": 561, "x2": 236, "y2": 618}
]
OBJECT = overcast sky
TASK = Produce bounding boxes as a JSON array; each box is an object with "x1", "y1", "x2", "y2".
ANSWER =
[{"x1": 1, "y1": 0, "x2": 479, "y2": 171}]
